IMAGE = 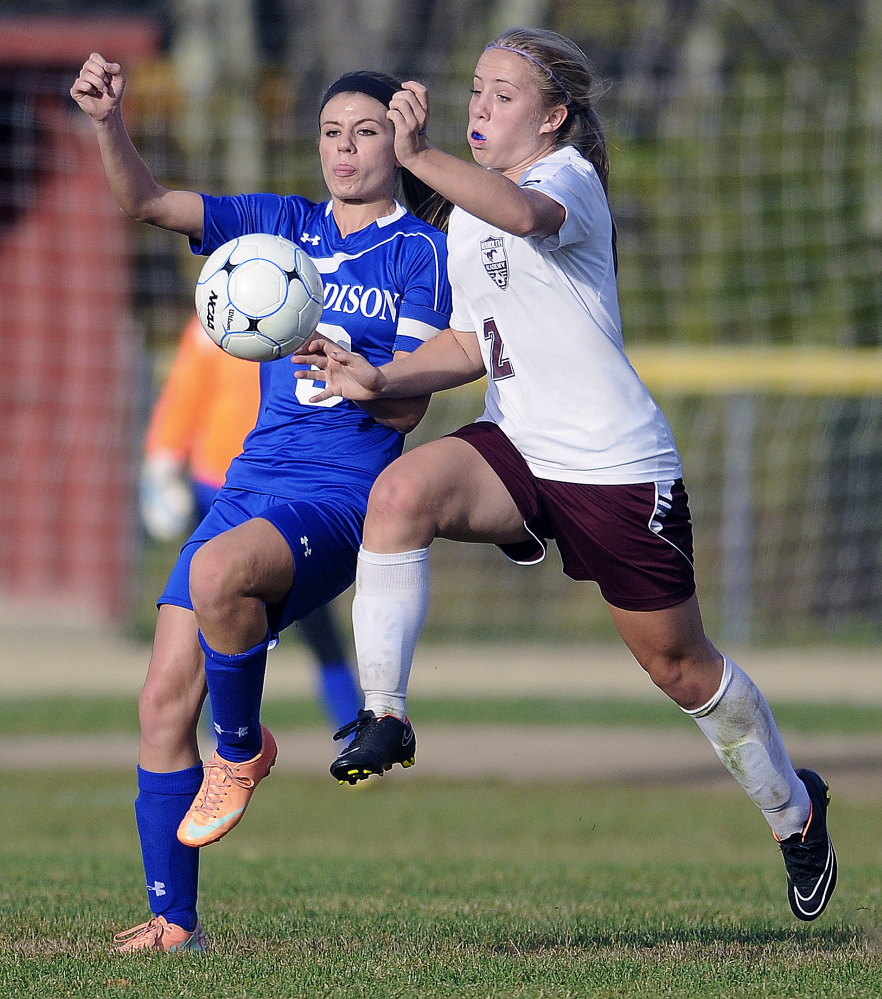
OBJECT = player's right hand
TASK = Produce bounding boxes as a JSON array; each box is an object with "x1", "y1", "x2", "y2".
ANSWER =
[
  {"x1": 70, "y1": 52, "x2": 126, "y2": 120},
  {"x1": 292, "y1": 338, "x2": 387, "y2": 403}
]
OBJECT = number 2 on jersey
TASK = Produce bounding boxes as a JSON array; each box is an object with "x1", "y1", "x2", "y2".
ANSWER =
[{"x1": 483, "y1": 317, "x2": 514, "y2": 381}]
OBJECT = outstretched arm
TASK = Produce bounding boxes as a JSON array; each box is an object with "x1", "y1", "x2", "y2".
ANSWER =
[
  {"x1": 293, "y1": 328, "x2": 485, "y2": 406},
  {"x1": 71, "y1": 52, "x2": 203, "y2": 239},
  {"x1": 387, "y1": 82, "x2": 565, "y2": 239}
]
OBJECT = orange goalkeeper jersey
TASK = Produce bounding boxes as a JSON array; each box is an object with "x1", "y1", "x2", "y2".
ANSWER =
[{"x1": 144, "y1": 314, "x2": 261, "y2": 489}]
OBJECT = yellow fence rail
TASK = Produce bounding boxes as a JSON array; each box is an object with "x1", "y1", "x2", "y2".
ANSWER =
[{"x1": 628, "y1": 347, "x2": 882, "y2": 396}]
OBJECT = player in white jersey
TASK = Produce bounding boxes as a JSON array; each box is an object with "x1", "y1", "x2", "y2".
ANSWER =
[
  {"x1": 71, "y1": 58, "x2": 451, "y2": 951},
  {"x1": 296, "y1": 28, "x2": 837, "y2": 923},
  {"x1": 447, "y1": 143, "x2": 681, "y2": 485}
]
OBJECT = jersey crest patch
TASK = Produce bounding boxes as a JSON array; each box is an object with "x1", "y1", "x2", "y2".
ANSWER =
[{"x1": 481, "y1": 235, "x2": 509, "y2": 290}]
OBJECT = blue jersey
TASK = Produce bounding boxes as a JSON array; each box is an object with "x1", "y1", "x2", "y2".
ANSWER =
[{"x1": 193, "y1": 194, "x2": 451, "y2": 500}]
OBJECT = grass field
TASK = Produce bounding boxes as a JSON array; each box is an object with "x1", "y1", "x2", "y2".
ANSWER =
[
  {"x1": 4, "y1": 694, "x2": 882, "y2": 736},
  {"x1": 1, "y1": 756, "x2": 880, "y2": 997}
]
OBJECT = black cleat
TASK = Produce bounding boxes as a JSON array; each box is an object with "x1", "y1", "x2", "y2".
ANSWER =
[
  {"x1": 329, "y1": 709, "x2": 416, "y2": 785},
  {"x1": 777, "y1": 768, "x2": 837, "y2": 921}
]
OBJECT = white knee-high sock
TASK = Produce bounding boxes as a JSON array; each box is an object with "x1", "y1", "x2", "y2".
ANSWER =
[
  {"x1": 352, "y1": 546, "x2": 430, "y2": 720},
  {"x1": 683, "y1": 656, "x2": 811, "y2": 840}
]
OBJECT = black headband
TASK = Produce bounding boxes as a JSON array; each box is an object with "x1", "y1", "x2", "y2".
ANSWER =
[{"x1": 320, "y1": 73, "x2": 398, "y2": 113}]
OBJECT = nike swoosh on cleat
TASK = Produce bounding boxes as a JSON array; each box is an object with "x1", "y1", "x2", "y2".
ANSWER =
[
  {"x1": 793, "y1": 843, "x2": 836, "y2": 915},
  {"x1": 184, "y1": 808, "x2": 245, "y2": 840},
  {"x1": 401, "y1": 729, "x2": 414, "y2": 746},
  {"x1": 167, "y1": 937, "x2": 202, "y2": 953}
]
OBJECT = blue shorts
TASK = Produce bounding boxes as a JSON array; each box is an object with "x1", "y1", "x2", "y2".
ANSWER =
[
  {"x1": 159, "y1": 486, "x2": 365, "y2": 639},
  {"x1": 192, "y1": 478, "x2": 221, "y2": 522}
]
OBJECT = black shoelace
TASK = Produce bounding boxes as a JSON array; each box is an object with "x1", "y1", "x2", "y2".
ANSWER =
[{"x1": 333, "y1": 708, "x2": 375, "y2": 742}]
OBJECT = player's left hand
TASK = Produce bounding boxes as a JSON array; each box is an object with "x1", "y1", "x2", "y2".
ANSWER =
[{"x1": 388, "y1": 81, "x2": 430, "y2": 166}]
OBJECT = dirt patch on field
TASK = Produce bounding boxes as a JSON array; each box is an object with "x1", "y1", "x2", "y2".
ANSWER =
[
  {"x1": 3, "y1": 724, "x2": 880, "y2": 803},
  {"x1": 5, "y1": 610, "x2": 882, "y2": 703}
]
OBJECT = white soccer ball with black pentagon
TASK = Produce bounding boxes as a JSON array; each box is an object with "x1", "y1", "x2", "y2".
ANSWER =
[{"x1": 195, "y1": 233, "x2": 324, "y2": 361}]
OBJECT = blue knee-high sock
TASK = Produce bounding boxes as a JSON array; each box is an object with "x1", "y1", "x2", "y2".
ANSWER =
[
  {"x1": 199, "y1": 630, "x2": 268, "y2": 762},
  {"x1": 317, "y1": 661, "x2": 363, "y2": 732},
  {"x1": 134, "y1": 765, "x2": 203, "y2": 932}
]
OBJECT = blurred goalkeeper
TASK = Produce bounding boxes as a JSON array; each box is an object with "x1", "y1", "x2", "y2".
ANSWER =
[{"x1": 140, "y1": 312, "x2": 362, "y2": 735}]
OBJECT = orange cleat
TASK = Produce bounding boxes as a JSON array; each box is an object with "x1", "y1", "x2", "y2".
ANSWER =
[
  {"x1": 177, "y1": 725, "x2": 278, "y2": 847},
  {"x1": 113, "y1": 915, "x2": 207, "y2": 953}
]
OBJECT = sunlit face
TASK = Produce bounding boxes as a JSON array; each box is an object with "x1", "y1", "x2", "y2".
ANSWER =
[
  {"x1": 319, "y1": 92, "x2": 398, "y2": 206},
  {"x1": 467, "y1": 48, "x2": 565, "y2": 178}
]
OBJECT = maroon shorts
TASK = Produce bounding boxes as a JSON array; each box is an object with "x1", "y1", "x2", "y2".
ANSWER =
[{"x1": 448, "y1": 422, "x2": 696, "y2": 612}]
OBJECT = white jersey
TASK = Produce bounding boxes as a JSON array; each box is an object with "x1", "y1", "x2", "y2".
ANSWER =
[{"x1": 447, "y1": 145, "x2": 682, "y2": 485}]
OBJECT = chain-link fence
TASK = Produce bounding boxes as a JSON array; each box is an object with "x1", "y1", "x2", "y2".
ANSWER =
[{"x1": 4, "y1": 20, "x2": 882, "y2": 642}]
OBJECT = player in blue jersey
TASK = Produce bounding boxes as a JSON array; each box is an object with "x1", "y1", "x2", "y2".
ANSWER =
[{"x1": 72, "y1": 56, "x2": 451, "y2": 952}]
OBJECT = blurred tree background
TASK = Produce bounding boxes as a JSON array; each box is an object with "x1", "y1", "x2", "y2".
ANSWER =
[
  {"x1": 5, "y1": 0, "x2": 882, "y2": 644},
  {"x1": 13, "y1": 0, "x2": 865, "y2": 351}
]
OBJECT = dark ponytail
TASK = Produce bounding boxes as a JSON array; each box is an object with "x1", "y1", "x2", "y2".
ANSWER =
[{"x1": 399, "y1": 171, "x2": 452, "y2": 232}]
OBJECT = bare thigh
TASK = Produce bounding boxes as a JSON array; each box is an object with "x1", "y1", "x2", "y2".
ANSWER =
[
  {"x1": 138, "y1": 603, "x2": 208, "y2": 772},
  {"x1": 190, "y1": 516, "x2": 294, "y2": 608},
  {"x1": 363, "y1": 436, "x2": 530, "y2": 553}
]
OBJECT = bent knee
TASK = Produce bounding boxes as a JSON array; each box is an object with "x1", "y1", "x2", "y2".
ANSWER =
[
  {"x1": 367, "y1": 468, "x2": 433, "y2": 526},
  {"x1": 189, "y1": 540, "x2": 240, "y2": 611},
  {"x1": 638, "y1": 649, "x2": 722, "y2": 707}
]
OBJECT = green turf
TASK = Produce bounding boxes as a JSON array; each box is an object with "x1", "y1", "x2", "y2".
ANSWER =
[
  {"x1": 0, "y1": 770, "x2": 879, "y2": 998},
  {"x1": 4, "y1": 694, "x2": 882, "y2": 736}
]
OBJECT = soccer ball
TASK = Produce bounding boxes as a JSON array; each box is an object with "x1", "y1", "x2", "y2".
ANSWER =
[{"x1": 195, "y1": 233, "x2": 324, "y2": 361}]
